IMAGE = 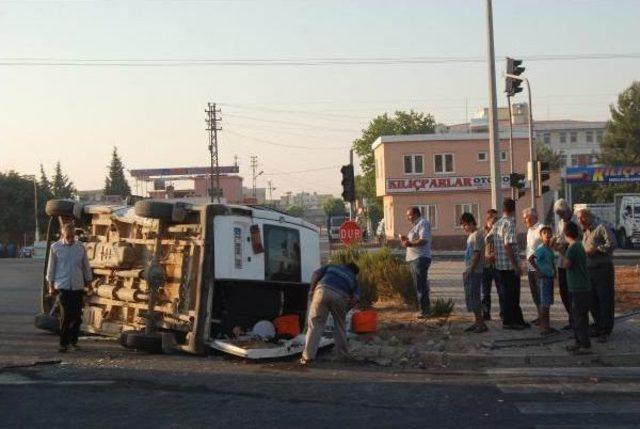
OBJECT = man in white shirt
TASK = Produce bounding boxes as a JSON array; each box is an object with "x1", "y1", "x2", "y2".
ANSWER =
[
  {"x1": 400, "y1": 207, "x2": 432, "y2": 318},
  {"x1": 46, "y1": 223, "x2": 92, "y2": 352},
  {"x1": 523, "y1": 207, "x2": 543, "y2": 324}
]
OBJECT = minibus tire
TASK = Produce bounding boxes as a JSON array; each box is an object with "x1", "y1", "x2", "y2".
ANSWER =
[
  {"x1": 45, "y1": 199, "x2": 76, "y2": 217},
  {"x1": 134, "y1": 200, "x2": 173, "y2": 221},
  {"x1": 125, "y1": 332, "x2": 163, "y2": 353},
  {"x1": 35, "y1": 313, "x2": 60, "y2": 333}
]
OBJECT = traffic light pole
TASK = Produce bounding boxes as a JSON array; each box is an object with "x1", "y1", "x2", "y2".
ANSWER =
[
  {"x1": 525, "y1": 77, "x2": 536, "y2": 209},
  {"x1": 349, "y1": 149, "x2": 355, "y2": 221},
  {"x1": 506, "y1": 73, "x2": 536, "y2": 210},
  {"x1": 507, "y1": 95, "x2": 516, "y2": 200},
  {"x1": 485, "y1": 0, "x2": 502, "y2": 210}
]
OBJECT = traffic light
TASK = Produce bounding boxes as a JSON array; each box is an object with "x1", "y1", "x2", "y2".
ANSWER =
[
  {"x1": 509, "y1": 172, "x2": 526, "y2": 189},
  {"x1": 340, "y1": 164, "x2": 355, "y2": 202},
  {"x1": 505, "y1": 57, "x2": 525, "y2": 97},
  {"x1": 535, "y1": 161, "x2": 550, "y2": 197}
]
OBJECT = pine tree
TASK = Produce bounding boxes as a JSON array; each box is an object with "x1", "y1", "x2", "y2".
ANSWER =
[
  {"x1": 104, "y1": 147, "x2": 131, "y2": 197},
  {"x1": 38, "y1": 164, "x2": 53, "y2": 197},
  {"x1": 51, "y1": 161, "x2": 76, "y2": 199}
]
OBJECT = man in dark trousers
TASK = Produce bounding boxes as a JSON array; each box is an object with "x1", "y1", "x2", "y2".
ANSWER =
[
  {"x1": 577, "y1": 208, "x2": 616, "y2": 343},
  {"x1": 300, "y1": 263, "x2": 360, "y2": 365},
  {"x1": 493, "y1": 198, "x2": 529, "y2": 330},
  {"x1": 46, "y1": 223, "x2": 92, "y2": 352}
]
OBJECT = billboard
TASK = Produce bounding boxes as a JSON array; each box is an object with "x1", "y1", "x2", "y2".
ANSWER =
[
  {"x1": 130, "y1": 166, "x2": 239, "y2": 180},
  {"x1": 565, "y1": 166, "x2": 640, "y2": 184},
  {"x1": 386, "y1": 175, "x2": 512, "y2": 193}
]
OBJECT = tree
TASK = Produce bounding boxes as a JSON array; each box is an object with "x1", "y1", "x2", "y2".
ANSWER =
[
  {"x1": 537, "y1": 145, "x2": 563, "y2": 170},
  {"x1": 322, "y1": 197, "x2": 346, "y2": 217},
  {"x1": 39, "y1": 164, "x2": 52, "y2": 196},
  {"x1": 352, "y1": 110, "x2": 437, "y2": 178},
  {"x1": 284, "y1": 205, "x2": 305, "y2": 218},
  {"x1": 0, "y1": 171, "x2": 38, "y2": 244},
  {"x1": 351, "y1": 110, "x2": 436, "y2": 225},
  {"x1": 104, "y1": 147, "x2": 131, "y2": 197},
  {"x1": 573, "y1": 82, "x2": 640, "y2": 203},
  {"x1": 601, "y1": 81, "x2": 640, "y2": 165},
  {"x1": 51, "y1": 161, "x2": 76, "y2": 199}
]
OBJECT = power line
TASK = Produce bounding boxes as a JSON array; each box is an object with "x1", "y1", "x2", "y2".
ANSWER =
[
  {"x1": 224, "y1": 128, "x2": 347, "y2": 151},
  {"x1": 264, "y1": 165, "x2": 342, "y2": 176},
  {"x1": 224, "y1": 112, "x2": 357, "y2": 133},
  {"x1": 1, "y1": 53, "x2": 639, "y2": 67}
]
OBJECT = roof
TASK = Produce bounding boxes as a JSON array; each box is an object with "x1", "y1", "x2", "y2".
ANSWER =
[
  {"x1": 371, "y1": 131, "x2": 529, "y2": 150},
  {"x1": 532, "y1": 120, "x2": 607, "y2": 131}
]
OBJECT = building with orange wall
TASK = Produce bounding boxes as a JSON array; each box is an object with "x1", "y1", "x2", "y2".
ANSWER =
[{"x1": 373, "y1": 132, "x2": 546, "y2": 249}]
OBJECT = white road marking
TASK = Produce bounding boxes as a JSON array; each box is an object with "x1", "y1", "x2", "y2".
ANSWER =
[
  {"x1": 498, "y1": 382, "x2": 640, "y2": 394},
  {"x1": 515, "y1": 401, "x2": 640, "y2": 415}
]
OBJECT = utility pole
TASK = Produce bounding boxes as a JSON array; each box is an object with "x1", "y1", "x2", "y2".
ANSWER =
[
  {"x1": 267, "y1": 180, "x2": 276, "y2": 202},
  {"x1": 205, "y1": 102, "x2": 222, "y2": 203},
  {"x1": 250, "y1": 156, "x2": 263, "y2": 200},
  {"x1": 485, "y1": 0, "x2": 502, "y2": 209},
  {"x1": 23, "y1": 174, "x2": 39, "y2": 242}
]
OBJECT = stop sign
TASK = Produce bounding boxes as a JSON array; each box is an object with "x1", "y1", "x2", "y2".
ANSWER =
[{"x1": 339, "y1": 220, "x2": 363, "y2": 246}]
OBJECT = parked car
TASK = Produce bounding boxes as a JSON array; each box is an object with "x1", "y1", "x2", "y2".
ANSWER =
[
  {"x1": 327, "y1": 215, "x2": 348, "y2": 243},
  {"x1": 35, "y1": 198, "x2": 331, "y2": 358},
  {"x1": 18, "y1": 246, "x2": 33, "y2": 258}
]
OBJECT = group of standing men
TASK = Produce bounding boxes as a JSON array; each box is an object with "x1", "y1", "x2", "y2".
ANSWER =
[{"x1": 396, "y1": 197, "x2": 616, "y2": 355}]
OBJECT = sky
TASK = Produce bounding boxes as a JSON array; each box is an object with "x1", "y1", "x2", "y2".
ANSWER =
[{"x1": 1, "y1": 0, "x2": 639, "y2": 198}]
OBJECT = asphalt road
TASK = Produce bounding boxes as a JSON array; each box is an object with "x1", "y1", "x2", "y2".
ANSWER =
[{"x1": 1, "y1": 259, "x2": 640, "y2": 428}]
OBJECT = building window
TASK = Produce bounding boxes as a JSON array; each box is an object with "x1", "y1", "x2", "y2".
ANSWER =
[
  {"x1": 543, "y1": 133, "x2": 550, "y2": 144},
  {"x1": 454, "y1": 203, "x2": 480, "y2": 228},
  {"x1": 434, "y1": 153, "x2": 454, "y2": 174},
  {"x1": 414, "y1": 204, "x2": 437, "y2": 230},
  {"x1": 586, "y1": 131, "x2": 593, "y2": 143},
  {"x1": 403, "y1": 154, "x2": 423, "y2": 175},
  {"x1": 500, "y1": 151, "x2": 508, "y2": 162},
  {"x1": 477, "y1": 151, "x2": 488, "y2": 162},
  {"x1": 570, "y1": 154, "x2": 579, "y2": 167},
  {"x1": 570, "y1": 131, "x2": 577, "y2": 143},
  {"x1": 596, "y1": 131, "x2": 603, "y2": 143},
  {"x1": 559, "y1": 132, "x2": 567, "y2": 143}
]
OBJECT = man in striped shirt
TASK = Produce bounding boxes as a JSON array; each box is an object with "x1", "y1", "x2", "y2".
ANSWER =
[{"x1": 493, "y1": 198, "x2": 528, "y2": 330}]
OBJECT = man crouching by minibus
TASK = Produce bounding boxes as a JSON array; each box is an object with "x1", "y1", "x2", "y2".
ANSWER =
[{"x1": 300, "y1": 263, "x2": 360, "y2": 365}]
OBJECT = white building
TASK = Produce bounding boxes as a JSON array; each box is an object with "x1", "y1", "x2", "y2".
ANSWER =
[{"x1": 446, "y1": 103, "x2": 606, "y2": 170}]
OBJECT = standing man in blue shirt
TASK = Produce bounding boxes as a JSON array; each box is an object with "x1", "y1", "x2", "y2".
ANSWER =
[
  {"x1": 301, "y1": 263, "x2": 360, "y2": 365},
  {"x1": 46, "y1": 223, "x2": 92, "y2": 352},
  {"x1": 401, "y1": 207, "x2": 432, "y2": 319}
]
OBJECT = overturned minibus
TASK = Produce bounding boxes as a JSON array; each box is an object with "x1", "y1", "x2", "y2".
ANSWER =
[{"x1": 36, "y1": 199, "x2": 331, "y2": 358}]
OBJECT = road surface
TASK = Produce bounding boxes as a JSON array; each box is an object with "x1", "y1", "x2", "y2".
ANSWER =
[{"x1": 1, "y1": 259, "x2": 639, "y2": 428}]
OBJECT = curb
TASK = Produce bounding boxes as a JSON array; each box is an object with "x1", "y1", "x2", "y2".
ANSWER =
[{"x1": 351, "y1": 344, "x2": 640, "y2": 369}]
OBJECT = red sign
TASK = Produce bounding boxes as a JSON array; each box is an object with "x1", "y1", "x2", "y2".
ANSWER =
[{"x1": 339, "y1": 220, "x2": 363, "y2": 246}]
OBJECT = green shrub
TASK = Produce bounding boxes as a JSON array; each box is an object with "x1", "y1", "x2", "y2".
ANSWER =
[
  {"x1": 328, "y1": 246, "x2": 416, "y2": 309},
  {"x1": 430, "y1": 298, "x2": 455, "y2": 318}
]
